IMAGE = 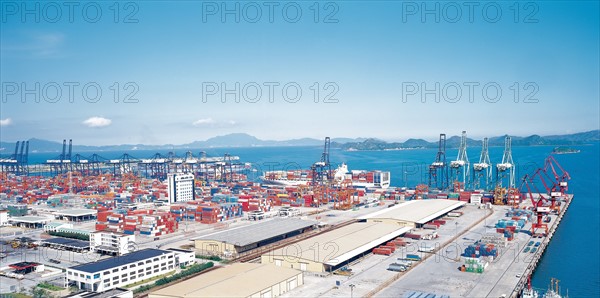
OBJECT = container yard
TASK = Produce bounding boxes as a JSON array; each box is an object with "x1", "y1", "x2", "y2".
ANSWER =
[{"x1": 0, "y1": 135, "x2": 577, "y2": 297}]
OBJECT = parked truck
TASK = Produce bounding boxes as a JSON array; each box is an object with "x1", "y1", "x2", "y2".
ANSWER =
[{"x1": 405, "y1": 254, "x2": 422, "y2": 261}]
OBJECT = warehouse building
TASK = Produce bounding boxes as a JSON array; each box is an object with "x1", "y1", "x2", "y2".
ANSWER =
[
  {"x1": 66, "y1": 249, "x2": 176, "y2": 292},
  {"x1": 359, "y1": 199, "x2": 466, "y2": 228},
  {"x1": 42, "y1": 238, "x2": 90, "y2": 252},
  {"x1": 54, "y1": 209, "x2": 98, "y2": 222},
  {"x1": 194, "y1": 218, "x2": 317, "y2": 257},
  {"x1": 9, "y1": 215, "x2": 51, "y2": 228},
  {"x1": 261, "y1": 222, "x2": 411, "y2": 273},
  {"x1": 149, "y1": 263, "x2": 303, "y2": 298}
]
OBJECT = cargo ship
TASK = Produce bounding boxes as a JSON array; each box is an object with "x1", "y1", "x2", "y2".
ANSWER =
[{"x1": 261, "y1": 163, "x2": 391, "y2": 188}]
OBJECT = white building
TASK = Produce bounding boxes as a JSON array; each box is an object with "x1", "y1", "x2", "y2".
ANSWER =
[
  {"x1": 0, "y1": 210, "x2": 8, "y2": 226},
  {"x1": 167, "y1": 173, "x2": 195, "y2": 204},
  {"x1": 166, "y1": 248, "x2": 196, "y2": 267},
  {"x1": 90, "y1": 231, "x2": 136, "y2": 256},
  {"x1": 67, "y1": 249, "x2": 176, "y2": 292}
]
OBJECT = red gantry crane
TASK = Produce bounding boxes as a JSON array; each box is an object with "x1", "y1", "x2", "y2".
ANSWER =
[{"x1": 519, "y1": 155, "x2": 571, "y2": 236}]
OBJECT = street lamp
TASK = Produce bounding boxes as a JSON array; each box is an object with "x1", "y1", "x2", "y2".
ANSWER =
[
  {"x1": 349, "y1": 284, "x2": 356, "y2": 298},
  {"x1": 455, "y1": 222, "x2": 458, "y2": 237}
]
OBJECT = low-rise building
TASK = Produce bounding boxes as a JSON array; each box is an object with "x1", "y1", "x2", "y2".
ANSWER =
[
  {"x1": 0, "y1": 209, "x2": 8, "y2": 226},
  {"x1": 66, "y1": 249, "x2": 176, "y2": 292},
  {"x1": 90, "y1": 231, "x2": 136, "y2": 256},
  {"x1": 166, "y1": 248, "x2": 196, "y2": 267},
  {"x1": 149, "y1": 263, "x2": 303, "y2": 298}
]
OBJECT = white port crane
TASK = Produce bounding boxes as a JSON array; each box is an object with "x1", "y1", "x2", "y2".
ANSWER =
[
  {"x1": 496, "y1": 135, "x2": 515, "y2": 188},
  {"x1": 450, "y1": 131, "x2": 470, "y2": 189},
  {"x1": 472, "y1": 137, "x2": 492, "y2": 190}
]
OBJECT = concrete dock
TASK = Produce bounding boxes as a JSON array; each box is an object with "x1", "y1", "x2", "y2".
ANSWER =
[{"x1": 375, "y1": 196, "x2": 573, "y2": 297}]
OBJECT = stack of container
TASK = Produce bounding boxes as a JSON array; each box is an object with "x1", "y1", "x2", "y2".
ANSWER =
[
  {"x1": 463, "y1": 243, "x2": 498, "y2": 258},
  {"x1": 169, "y1": 205, "x2": 185, "y2": 221},
  {"x1": 373, "y1": 247, "x2": 392, "y2": 255},
  {"x1": 461, "y1": 257, "x2": 488, "y2": 273},
  {"x1": 448, "y1": 193, "x2": 460, "y2": 200}
]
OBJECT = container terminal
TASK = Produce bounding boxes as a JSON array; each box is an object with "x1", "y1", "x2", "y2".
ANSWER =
[{"x1": 0, "y1": 132, "x2": 574, "y2": 297}]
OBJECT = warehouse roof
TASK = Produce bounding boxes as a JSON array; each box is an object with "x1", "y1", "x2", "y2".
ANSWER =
[
  {"x1": 69, "y1": 249, "x2": 171, "y2": 273},
  {"x1": 149, "y1": 263, "x2": 301, "y2": 298},
  {"x1": 266, "y1": 222, "x2": 410, "y2": 267},
  {"x1": 360, "y1": 199, "x2": 466, "y2": 224},
  {"x1": 54, "y1": 209, "x2": 98, "y2": 216},
  {"x1": 193, "y1": 218, "x2": 317, "y2": 247},
  {"x1": 43, "y1": 237, "x2": 90, "y2": 248},
  {"x1": 9, "y1": 216, "x2": 51, "y2": 223}
]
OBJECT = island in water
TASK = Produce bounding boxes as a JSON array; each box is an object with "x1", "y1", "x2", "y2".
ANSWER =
[{"x1": 552, "y1": 146, "x2": 581, "y2": 154}]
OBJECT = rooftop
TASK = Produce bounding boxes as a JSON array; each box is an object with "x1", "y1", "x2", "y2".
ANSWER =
[
  {"x1": 267, "y1": 222, "x2": 410, "y2": 266},
  {"x1": 149, "y1": 263, "x2": 301, "y2": 298},
  {"x1": 54, "y1": 209, "x2": 98, "y2": 216},
  {"x1": 193, "y1": 218, "x2": 317, "y2": 247},
  {"x1": 43, "y1": 237, "x2": 90, "y2": 248},
  {"x1": 45, "y1": 222, "x2": 71, "y2": 228},
  {"x1": 9, "y1": 216, "x2": 51, "y2": 223},
  {"x1": 360, "y1": 199, "x2": 466, "y2": 224},
  {"x1": 69, "y1": 249, "x2": 171, "y2": 273}
]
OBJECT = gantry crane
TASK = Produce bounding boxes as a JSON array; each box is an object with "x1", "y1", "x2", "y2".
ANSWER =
[
  {"x1": 428, "y1": 134, "x2": 448, "y2": 190},
  {"x1": 496, "y1": 135, "x2": 515, "y2": 188},
  {"x1": 450, "y1": 131, "x2": 470, "y2": 190},
  {"x1": 311, "y1": 137, "x2": 332, "y2": 206},
  {"x1": 520, "y1": 169, "x2": 552, "y2": 236},
  {"x1": 472, "y1": 137, "x2": 492, "y2": 190}
]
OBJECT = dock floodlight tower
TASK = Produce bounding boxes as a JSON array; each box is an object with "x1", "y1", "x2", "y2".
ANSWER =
[
  {"x1": 428, "y1": 133, "x2": 448, "y2": 190},
  {"x1": 472, "y1": 137, "x2": 491, "y2": 190},
  {"x1": 496, "y1": 135, "x2": 515, "y2": 188}
]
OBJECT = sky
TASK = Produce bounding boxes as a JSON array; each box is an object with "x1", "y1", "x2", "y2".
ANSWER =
[{"x1": 1, "y1": 1, "x2": 599, "y2": 145}]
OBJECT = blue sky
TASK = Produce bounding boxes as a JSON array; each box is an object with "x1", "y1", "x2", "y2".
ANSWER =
[{"x1": 1, "y1": 1, "x2": 599, "y2": 145}]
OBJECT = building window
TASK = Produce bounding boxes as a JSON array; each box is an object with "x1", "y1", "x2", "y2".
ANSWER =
[
  {"x1": 112, "y1": 269, "x2": 118, "y2": 273},
  {"x1": 122, "y1": 278, "x2": 128, "y2": 282},
  {"x1": 112, "y1": 277, "x2": 118, "y2": 281},
  {"x1": 130, "y1": 264, "x2": 136, "y2": 268},
  {"x1": 103, "y1": 279, "x2": 109, "y2": 283},
  {"x1": 103, "y1": 271, "x2": 110, "y2": 275},
  {"x1": 138, "y1": 262, "x2": 144, "y2": 266},
  {"x1": 138, "y1": 269, "x2": 143, "y2": 273}
]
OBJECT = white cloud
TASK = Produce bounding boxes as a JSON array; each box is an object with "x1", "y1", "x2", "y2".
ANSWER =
[
  {"x1": 228, "y1": 120, "x2": 237, "y2": 125},
  {"x1": 192, "y1": 118, "x2": 215, "y2": 126},
  {"x1": 83, "y1": 117, "x2": 112, "y2": 128},
  {"x1": 0, "y1": 118, "x2": 12, "y2": 126}
]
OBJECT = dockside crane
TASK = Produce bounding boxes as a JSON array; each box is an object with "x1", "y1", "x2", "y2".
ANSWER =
[
  {"x1": 311, "y1": 137, "x2": 332, "y2": 206},
  {"x1": 496, "y1": 135, "x2": 516, "y2": 188},
  {"x1": 472, "y1": 137, "x2": 491, "y2": 191},
  {"x1": 428, "y1": 133, "x2": 448, "y2": 190},
  {"x1": 520, "y1": 168, "x2": 553, "y2": 236},
  {"x1": 450, "y1": 131, "x2": 470, "y2": 191}
]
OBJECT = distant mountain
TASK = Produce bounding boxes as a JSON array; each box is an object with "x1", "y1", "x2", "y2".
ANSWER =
[
  {"x1": 340, "y1": 130, "x2": 599, "y2": 151},
  {"x1": 1, "y1": 130, "x2": 597, "y2": 154},
  {"x1": 0, "y1": 133, "x2": 364, "y2": 153}
]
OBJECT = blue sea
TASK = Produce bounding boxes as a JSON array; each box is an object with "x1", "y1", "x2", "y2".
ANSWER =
[{"x1": 23, "y1": 144, "x2": 600, "y2": 296}]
